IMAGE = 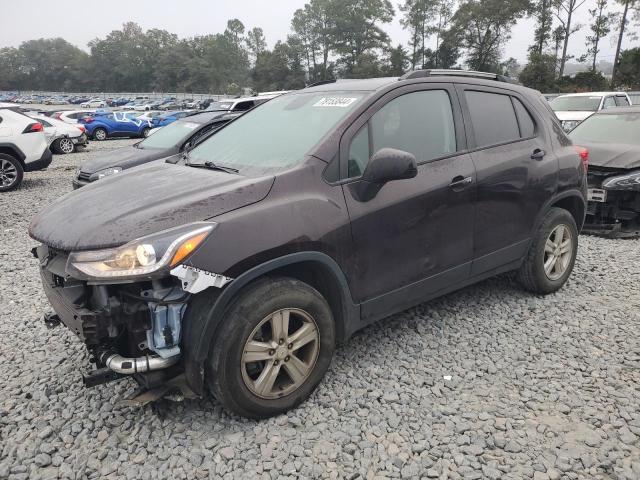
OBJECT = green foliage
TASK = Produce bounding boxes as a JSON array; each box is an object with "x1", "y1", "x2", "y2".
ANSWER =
[
  {"x1": 519, "y1": 53, "x2": 558, "y2": 92},
  {"x1": 557, "y1": 70, "x2": 609, "y2": 91},
  {"x1": 583, "y1": 0, "x2": 615, "y2": 70},
  {"x1": 615, "y1": 47, "x2": 640, "y2": 88}
]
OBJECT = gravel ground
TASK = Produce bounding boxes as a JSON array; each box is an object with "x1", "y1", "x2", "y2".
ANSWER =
[{"x1": 1, "y1": 141, "x2": 639, "y2": 480}]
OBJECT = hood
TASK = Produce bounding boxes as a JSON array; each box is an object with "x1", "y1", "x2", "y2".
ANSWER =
[
  {"x1": 554, "y1": 111, "x2": 595, "y2": 122},
  {"x1": 30, "y1": 162, "x2": 275, "y2": 251},
  {"x1": 579, "y1": 142, "x2": 640, "y2": 170},
  {"x1": 79, "y1": 145, "x2": 177, "y2": 174}
]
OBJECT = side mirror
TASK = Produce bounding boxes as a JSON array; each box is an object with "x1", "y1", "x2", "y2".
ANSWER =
[{"x1": 362, "y1": 148, "x2": 417, "y2": 184}]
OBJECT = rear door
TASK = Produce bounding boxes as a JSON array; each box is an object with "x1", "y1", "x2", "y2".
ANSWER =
[
  {"x1": 340, "y1": 84, "x2": 476, "y2": 319},
  {"x1": 456, "y1": 85, "x2": 557, "y2": 275}
]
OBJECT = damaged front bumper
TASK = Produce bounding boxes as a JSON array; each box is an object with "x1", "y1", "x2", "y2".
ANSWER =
[
  {"x1": 584, "y1": 167, "x2": 640, "y2": 238},
  {"x1": 35, "y1": 244, "x2": 199, "y2": 393}
]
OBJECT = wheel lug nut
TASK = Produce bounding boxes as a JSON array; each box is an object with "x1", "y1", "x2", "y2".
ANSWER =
[
  {"x1": 288, "y1": 343, "x2": 293, "y2": 349},
  {"x1": 278, "y1": 339, "x2": 284, "y2": 345},
  {"x1": 285, "y1": 356, "x2": 290, "y2": 362},
  {"x1": 274, "y1": 360, "x2": 279, "y2": 365},
  {"x1": 269, "y1": 349, "x2": 275, "y2": 356}
]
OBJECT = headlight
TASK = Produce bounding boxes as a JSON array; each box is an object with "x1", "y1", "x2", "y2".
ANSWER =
[
  {"x1": 562, "y1": 120, "x2": 580, "y2": 132},
  {"x1": 602, "y1": 170, "x2": 640, "y2": 191},
  {"x1": 91, "y1": 166, "x2": 122, "y2": 181},
  {"x1": 67, "y1": 222, "x2": 216, "y2": 280}
]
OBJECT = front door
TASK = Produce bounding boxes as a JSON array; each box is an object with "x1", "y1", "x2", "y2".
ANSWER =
[{"x1": 340, "y1": 84, "x2": 476, "y2": 321}]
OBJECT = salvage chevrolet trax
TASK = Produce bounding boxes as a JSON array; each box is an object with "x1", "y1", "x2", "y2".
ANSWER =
[{"x1": 30, "y1": 70, "x2": 587, "y2": 418}]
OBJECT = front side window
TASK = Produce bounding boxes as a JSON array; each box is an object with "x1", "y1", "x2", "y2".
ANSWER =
[
  {"x1": 138, "y1": 121, "x2": 202, "y2": 149},
  {"x1": 347, "y1": 90, "x2": 457, "y2": 177},
  {"x1": 465, "y1": 91, "x2": 520, "y2": 147},
  {"x1": 189, "y1": 91, "x2": 366, "y2": 175},
  {"x1": 603, "y1": 96, "x2": 616, "y2": 109},
  {"x1": 233, "y1": 101, "x2": 254, "y2": 111}
]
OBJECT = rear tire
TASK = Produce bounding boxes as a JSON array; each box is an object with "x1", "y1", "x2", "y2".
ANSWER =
[
  {"x1": 52, "y1": 137, "x2": 75, "y2": 154},
  {"x1": 518, "y1": 207, "x2": 578, "y2": 294},
  {"x1": 141, "y1": 127, "x2": 151, "y2": 138},
  {"x1": 93, "y1": 128, "x2": 107, "y2": 141},
  {"x1": 0, "y1": 153, "x2": 24, "y2": 192},
  {"x1": 204, "y1": 277, "x2": 335, "y2": 418}
]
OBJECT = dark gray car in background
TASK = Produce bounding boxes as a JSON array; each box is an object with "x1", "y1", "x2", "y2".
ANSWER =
[{"x1": 73, "y1": 112, "x2": 238, "y2": 188}]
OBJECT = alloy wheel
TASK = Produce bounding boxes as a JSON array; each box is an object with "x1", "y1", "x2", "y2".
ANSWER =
[
  {"x1": 241, "y1": 308, "x2": 320, "y2": 399},
  {"x1": 95, "y1": 129, "x2": 107, "y2": 141},
  {"x1": 59, "y1": 138, "x2": 74, "y2": 154},
  {"x1": 543, "y1": 224, "x2": 573, "y2": 281},
  {"x1": 0, "y1": 159, "x2": 18, "y2": 188}
]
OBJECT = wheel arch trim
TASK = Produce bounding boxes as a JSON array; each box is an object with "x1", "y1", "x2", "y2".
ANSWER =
[{"x1": 182, "y1": 251, "x2": 359, "y2": 396}]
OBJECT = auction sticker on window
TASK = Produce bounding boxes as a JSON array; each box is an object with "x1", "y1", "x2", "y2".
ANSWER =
[{"x1": 313, "y1": 97, "x2": 359, "y2": 107}]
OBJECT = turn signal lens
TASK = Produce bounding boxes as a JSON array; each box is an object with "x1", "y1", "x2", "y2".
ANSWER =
[
  {"x1": 170, "y1": 232, "x2": 209, "y2": 267},
  {"x1": 573, "y1": 146, "x2": 589, "y2": 173}
]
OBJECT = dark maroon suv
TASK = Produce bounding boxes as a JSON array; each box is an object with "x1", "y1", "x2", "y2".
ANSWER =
[{"x1": 30, "y1": 70, "x2": 587, "y2": 418}]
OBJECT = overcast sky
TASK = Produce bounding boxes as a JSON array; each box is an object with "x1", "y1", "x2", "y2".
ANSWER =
[{"x1": 1, "y1": 0, "x2": 637, "y2": 64}]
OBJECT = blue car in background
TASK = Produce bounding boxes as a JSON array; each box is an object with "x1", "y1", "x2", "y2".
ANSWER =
[
  {"x1": 151, "y1": 110, "x2": 193, "y2": 128},
  {"x1": 80, "y1": 111, "x2": 152, "y2": 141}
]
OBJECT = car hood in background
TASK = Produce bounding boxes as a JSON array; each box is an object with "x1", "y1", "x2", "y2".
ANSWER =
[
  {"x1": 79, "y1": 145, "x2": 177, "y2": 174},
  {"x1": 30, "y1": 163, "x2": 275, "y2": 251},
  {"x1": 554, "y1": 111, "x2": 595, "y2": 122},
  {"x1": 579, "y1": 142, "x2": 640, "y2": 169}
]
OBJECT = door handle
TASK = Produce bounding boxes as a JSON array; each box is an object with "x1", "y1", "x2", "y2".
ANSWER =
[
  {"x1": 449, "y1": 175, "x2": 473, "y2": 190},
  {"x1": 531, "y1": 148, "x2": 546, "y2": 160}
]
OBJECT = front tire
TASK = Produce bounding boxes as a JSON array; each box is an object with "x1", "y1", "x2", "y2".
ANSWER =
[
  {"x1": 204, "y1": 277, "x2": 335, "y2": 418},
  {"x1": 518, "y1": 207, "x2": 578, "y2": 294},
  {"x1": 0, "y1": 154, "x2": 24, "y2": 192},
  {"x1": 93, "y1": 128, "x2": 107, "y2": 141},
  {"x1": 141, "y1": 127, "x2": 151, "y2": 138}
]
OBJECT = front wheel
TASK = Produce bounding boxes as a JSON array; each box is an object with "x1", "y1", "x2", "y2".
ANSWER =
[
  {"x1": 204, "y1": 277, "x2": 335, "y2": 418},
  {"x1": 141, "y1": 127, "x2": 151, "y2": 138},
  {"x1": 518, "y1": 207, "x2": 578, "y2": 294}
]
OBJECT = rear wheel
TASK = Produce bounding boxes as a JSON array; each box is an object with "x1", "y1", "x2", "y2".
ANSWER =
[
  {"x1": 93, "y1": 128, "x2": 107, "y2": 141},
  {"x1": 52, "y1": 137, "x2": 75, "y2": 154},
  {"x1": 204, "y1": 277, "x2": 335, "y2": 418},
  {"x1": 141, "y1": 127, "x2": 151, "y2": 138},
  {"x1": 0, "y1": 154, "x2": 24, "y2": 192},
  {"x1": 518, "y1": 207, "x2": 578, "y2": 294}
]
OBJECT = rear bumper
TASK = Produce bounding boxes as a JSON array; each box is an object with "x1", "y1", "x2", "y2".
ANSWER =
[
  {"x1": 24, "y1": 148, "x2": 53, "y2": 172},
  {"x1": 73, "y1": 133, "x2": 89, "y2": 147}
]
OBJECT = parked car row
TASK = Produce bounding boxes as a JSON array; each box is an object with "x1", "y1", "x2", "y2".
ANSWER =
[
  {"x1": 0, "y1": 93, "x2": 217, "y2": 110},
  {"x1": 549, "y1": 91, "x2": 633, "y2": 132}
]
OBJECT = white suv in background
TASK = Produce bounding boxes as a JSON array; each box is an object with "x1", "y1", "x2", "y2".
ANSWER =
[
  {"x1": 549, "y1": 92, "x2": 632, "y2": 131},
  {"x1": 51, "y1": 110, "x2": 96, "y2": 124},
  {"x1": 0, "y1": 109, "x2": 52, "y2": 191}
]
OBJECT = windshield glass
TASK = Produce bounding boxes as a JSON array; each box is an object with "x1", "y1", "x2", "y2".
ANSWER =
[
  {"x1": 550, "y1": 96, "x2": 602, "y2": 112},
  {"x1": 138, "y1": 121, "x2": 200, "y2": 149},
  {"x1": 206, "y1": 101, "x2": 233, "y2": 111},
  {"x1": 569, "y1": 113, "x2": 640, "y2": 146},
  {"x1": 188, "y1": 91, "x2": 367, "y2": 175}
]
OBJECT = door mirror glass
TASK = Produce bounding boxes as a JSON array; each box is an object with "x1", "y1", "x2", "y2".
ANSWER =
[{"x1": 362, "y1": 148, "x2": 417, "y2": 184}]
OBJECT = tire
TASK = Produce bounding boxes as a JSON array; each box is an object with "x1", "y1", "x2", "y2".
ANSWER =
[
  {"x1": 93, "y1": 128, "x2": 107, "y2": 141},
  {"x1": 203, "y1": 277, "x2": 335, "y2": 418},
  {"x1": 52, "y1": 137, "x2": 75, "y2": 154},
  {"x1": 141, "y1": 127, "x2": 151, "y2": 138},
  {"x1": 0, "y1": 153, "x2": 24, "y2": 192},
  {"x1": 517, "y1": 207, "x2": 578, "y2": 294}
]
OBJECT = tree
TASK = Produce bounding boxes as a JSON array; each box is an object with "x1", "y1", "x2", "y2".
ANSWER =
[
  {"x1": 615, "y1": 46, "x2": 640, "y2": 87},
  {"x1": 528, "y1": 0, "x2": 554, "y2": 56},
  {"x1": 554, "y1": 0, "x2": 587, "y2": 78},
  {"x1": 451, "y1": 0, "x2": 529, "y2": 72},
  {"x1": 291, "y1": 0, "x2": 335, "y2": 81},
  {"x1": 612, "y1": 0, "x2": 639, "y2": 85},
  {"x1": 432, "y1": 0, "x2": 456, "y2": 67},
  {"x1": 519, "y1": 53, "x2": 557, "y2": 91},
  {"x1": 400, "y1": 0, "x2": 433, "y2": 69},
  {"x1": 583, "y1": 0, "x2": 615, "y2": 71},
  {"x1": 385, "y1": 44, "x2": 410, "y2": 75},
  {"x1": 246, "y1": 27, "x2": 267, "y2": 65}
]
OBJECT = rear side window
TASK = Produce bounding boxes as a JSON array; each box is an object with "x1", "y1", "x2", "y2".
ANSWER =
[
  {"x1": 603, "y1": 96, "x2": 616, "y2": 109},
  {"x1": 465, "y1": 91, "x2": 520, "y2": 147},
  {"x1": 234, "y1": 101, "x2": 254, "y2": 111},
  {"x1": 513, "y1": 98, "x2": 536, "y2": 138},
  {"x1": 615, "y1": 96, "x2": 630, "y2": 106}
]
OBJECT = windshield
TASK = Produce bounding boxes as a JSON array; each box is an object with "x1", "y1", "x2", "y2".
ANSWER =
[
  {"x1": 138, "y1": 121, "x2": 200, "y2": 149},
  {"x1": 550, "y1": 96, "x2": 602, "y2": 112},
  {"x1": 188, "y1": 91, "x2": 366, "y2": 175},
  {"x1": 206, "y1": 101, "x2": 233, "y2": 111},
  {"x1": 569, "y1": 113, "x2": 640, "y2": 146}
]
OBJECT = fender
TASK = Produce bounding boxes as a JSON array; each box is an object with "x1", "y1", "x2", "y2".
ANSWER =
[
  {"x1": 0, "y1": 143, "x2": 26, "y2": 162},
  {"x1": 182, "y1": 251, "x2": 359, "y2": 395},
  {"x1": 530, "y1": 187, "x2": 587, "y2": 239}
]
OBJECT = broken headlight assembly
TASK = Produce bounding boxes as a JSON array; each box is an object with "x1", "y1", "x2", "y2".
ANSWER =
[
  {"x1": 602, "y1": 170, "x2": 640, "y2": 191},
  {"x1": 67, "y1": 222, "x2": 216, "y2": 281}
]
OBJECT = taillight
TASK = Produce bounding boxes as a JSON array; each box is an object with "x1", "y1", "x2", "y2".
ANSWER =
[
  {"x1": 574, "y1": 146, "x2": 589, "y2": 172},
  {"x1": 77, "y1": 125, "x2": 86, "y2": 133},
  {"x1": 22, "y1": 122, "x2": 43, "y2": 133}
]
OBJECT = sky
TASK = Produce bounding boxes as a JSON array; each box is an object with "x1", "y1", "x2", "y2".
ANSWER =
[{"x1": 1, "y1": 0, "x2": 637, "y2": 65}]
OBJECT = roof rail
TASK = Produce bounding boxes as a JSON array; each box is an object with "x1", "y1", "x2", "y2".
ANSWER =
[
  {"x1": 305, "y1": 79, "x2": 337, "y2": 88},
  {"x1": 400, "y1": 69, "x2": 520, "y2": 85}
]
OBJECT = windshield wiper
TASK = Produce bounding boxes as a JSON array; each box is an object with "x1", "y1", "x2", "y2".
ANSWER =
[{"x1": 184, "y1": 155, "x2": 239, "y2": 174}]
